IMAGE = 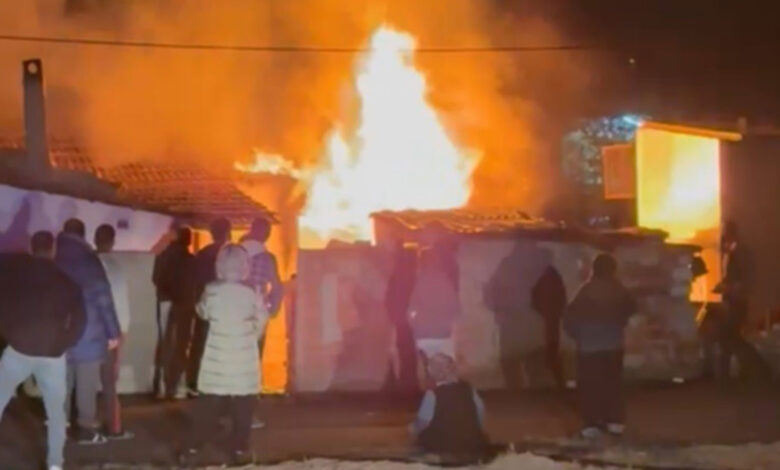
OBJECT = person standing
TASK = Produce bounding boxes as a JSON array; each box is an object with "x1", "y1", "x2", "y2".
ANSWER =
[
  {"x1": 564, "y1": 253, "x2": 636, "y2": 439},
  {"x1": 240, "y1": 217, "x2": 283, "y2": 427},
  {"x1": 714, "y1": 221, "x2": 770, "y2": 380},
  {"x1": 56, "y1": 218, "x2": 121, "y2": 444},
  {"x1": 152, "y1": 226, "x2": 197, "y2": 399},
  {"x1": 94, "y1": 224, "x2": 134, "y2": 439},
  {"x1": 240, "y1": 217, "x2": 283, "y2": 319},
  {"x1": 0, "y1": 231, "x2": 87, "y2": 470},
  {"x1": 188, "y1": 218, "x2": 232, "y2": 395},
  {"x1": 180, "y1": 244, "x2": 268, "y2": 466}
]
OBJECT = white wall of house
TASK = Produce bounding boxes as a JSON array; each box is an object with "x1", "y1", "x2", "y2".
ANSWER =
[
  {"x1": 113, "y1": 252, "x2": 159, "y2": 394},
  {"x1": 0, "y1": 183, "x2": 172, "y2": 252}
]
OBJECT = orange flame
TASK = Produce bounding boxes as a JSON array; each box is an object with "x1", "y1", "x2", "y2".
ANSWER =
[{"x1": 239, "y1": 26, "x2": 478, "y2": 247}]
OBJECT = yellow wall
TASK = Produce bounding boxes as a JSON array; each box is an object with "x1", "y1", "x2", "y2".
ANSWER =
[
  {"x1": 636, "y1": 128, "x2": 721, "y2": 241},
  {"x1": 636, "y1": 127, "x2": 721, "y2": 301}
]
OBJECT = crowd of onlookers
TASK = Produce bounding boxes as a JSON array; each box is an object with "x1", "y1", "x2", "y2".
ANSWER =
[
  {"x1": 0, "y1": 216, "x2": 283, "y2": 469},
  {"x1": 0, "y1": 217, "x2": 757, "y2": 469}
]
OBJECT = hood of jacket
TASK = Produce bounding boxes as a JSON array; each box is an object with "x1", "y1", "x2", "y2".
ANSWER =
[{"x1": 241, "y1": 239, "x2": 267, "y2": 258}]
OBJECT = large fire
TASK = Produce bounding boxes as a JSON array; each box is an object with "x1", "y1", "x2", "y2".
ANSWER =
[{"x1": 237, "y1": 26, "x2": 478, "y2": 247}]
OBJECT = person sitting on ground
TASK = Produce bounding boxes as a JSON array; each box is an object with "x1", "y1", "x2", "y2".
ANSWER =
[
  {"x1": 180, "y1": 243, "x2": 268, "y2": 466},
  {"x1": 564, "y1": 253, "x2": 636, "y2": 440},
  {"x1": 0, "y1": 231, "x2": 87, "y2": 470},
  {"x1": 410, "y1": 353, "x2": 488, "y2": 456}
]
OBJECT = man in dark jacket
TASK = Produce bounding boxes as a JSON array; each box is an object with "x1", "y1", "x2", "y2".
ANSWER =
[
  {"x1": 564, "y1": 253, "x2": 636, "y2": 439},
  {"x1": 0, "y1": 231, "x2": 87, "y2": 470},
  {"x1": 56, "y1": 218, "x2": 121, "y2": 444},
  {"x1": 188, "y1": 218, "x2": 231, "y2": 394},
  {"x1": 152, "y1": 226, "x2": 197, "y2": 399},
  {"x1": 714, "y1": 221, "x2": 770, "y2": 380}
]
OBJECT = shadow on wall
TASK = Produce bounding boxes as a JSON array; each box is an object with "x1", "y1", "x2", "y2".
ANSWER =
[
  {"x1": 331, "y1": 276, "x2": 393, "y2": 390},
  {"x1": 329, "y1": 252, "x2": 394, "y2": 391},
  {"x1": 0, "y1": 193, "x2": 79, "y2": 253},
  {"x1": 483, "y1": 241, "x2": 553, "y2": 389},
  {"x1": 0, "y1": 196, "x2": 34, "y2": 253}
]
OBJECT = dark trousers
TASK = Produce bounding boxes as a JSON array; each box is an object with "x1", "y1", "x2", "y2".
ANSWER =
[
  {"x1": 187, "y1": 318, "x2": 209, "y2": 390},
  {"x1": 100, "y1": 345, "x2": 122, "y2": 434},
  {"x1": 544, "y1": 316, "x2": 565, "y2": 390},
  {"x1": 720, "y1": 299, "x2": 747, "y2": 378},
  {"x1": 719, "y1": 324, "x2": 771, "y2": 380},
  {"x1": 187, "y1": 394, "x2": 255, "y2": 452},
  {"x1": 577, "y1": 350, "x2": 624, "y2": 428},
  {"x1": 163, "y1": 304, "x2": 196, "y2": 396}
]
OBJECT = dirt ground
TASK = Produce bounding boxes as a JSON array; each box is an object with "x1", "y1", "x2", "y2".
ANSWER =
[{"x1": 1, "y1": 381, "x2": 780, "y2": 469}]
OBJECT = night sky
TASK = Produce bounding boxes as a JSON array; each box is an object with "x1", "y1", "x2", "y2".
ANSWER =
[{"x1": 547, "y1": 1, "x2": 780, "y2": 123}]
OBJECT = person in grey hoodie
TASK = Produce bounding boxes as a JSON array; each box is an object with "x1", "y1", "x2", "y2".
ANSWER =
[{"x1": 564, "y1": 253, "x2": 636, "y2": 439}]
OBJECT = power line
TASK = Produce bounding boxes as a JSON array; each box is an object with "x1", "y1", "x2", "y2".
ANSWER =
[{"x1": 0, "y1": 34, "x2": 603, "y2": 54}]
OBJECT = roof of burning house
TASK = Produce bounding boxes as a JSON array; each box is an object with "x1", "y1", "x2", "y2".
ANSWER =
[
  {"x1": 372, "y1": 208, "x2": 694, "y2": 251},
  {"x1": 0, "y1": 138, "x2": 275, "y2": 226},
  {"x1": 372, "y1": 208, "x2": 559, "y2": 234}
]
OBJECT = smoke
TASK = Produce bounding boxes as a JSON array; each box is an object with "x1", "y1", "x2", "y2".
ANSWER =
[{"x1": 0, "y1": 0, "x2": 595, "y2": 210}]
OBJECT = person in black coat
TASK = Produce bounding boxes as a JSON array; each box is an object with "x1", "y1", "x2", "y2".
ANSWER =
[
  {"x1": 0, "y1": 231, "x2": 87, "y2": 469},
  {"x1": 152, "y1": 226, "x2": 197, "y2": 399},
  {"x1": 188, "y1": 218, "x2": 232, "y2": 395}
]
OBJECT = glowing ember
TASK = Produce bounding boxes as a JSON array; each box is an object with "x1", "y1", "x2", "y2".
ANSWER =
[{"x1": 238, "y1": 26, "x2": 478, "y2": 247}]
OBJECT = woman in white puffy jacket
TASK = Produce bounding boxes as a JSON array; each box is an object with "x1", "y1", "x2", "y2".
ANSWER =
[{"x1": 181, "y1": 243, "x2": 268, "y2": 465}]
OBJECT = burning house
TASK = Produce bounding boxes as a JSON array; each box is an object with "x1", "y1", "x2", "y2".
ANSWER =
[
  {"x1": 0, "y1": 60, "x2": 276, "y2": 249},
  {"x1": 4, "y1": 23, "x2": 775, "y2": 399},
  {"x1": 0, "y1": 59, "x2": 284, "y2": 393},
  {"x1": 234, "y1": 29, "x2": 714, "y2": 392}
]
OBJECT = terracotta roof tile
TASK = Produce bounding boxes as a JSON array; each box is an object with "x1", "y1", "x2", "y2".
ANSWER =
[
  {"x1": 0, "y1": 137, "x2": 275, "y2": 225},
  {"x1": 371, "y1": 208, "x2": 681, "y2": 250}
]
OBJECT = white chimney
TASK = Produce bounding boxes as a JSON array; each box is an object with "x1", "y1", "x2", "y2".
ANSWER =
[{"x1": 22, "y1": 58, "x2": 51, "y2": 172}]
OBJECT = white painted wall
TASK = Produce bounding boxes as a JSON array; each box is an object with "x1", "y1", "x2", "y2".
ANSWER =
[
  {"x1": 0, "y1": 183, "x2": 172, "y2": 252},
  {"x1": 113, "y1": 252, "x2": 160, "y2": 394}
]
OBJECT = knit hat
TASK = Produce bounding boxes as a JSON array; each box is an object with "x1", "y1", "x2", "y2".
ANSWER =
[
  {"x1": 427, "y1": 353, "x2": 457, "y2": 384},
  {"x1": 216, "y1": 243, "x2": 250, "y2": 282}
]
